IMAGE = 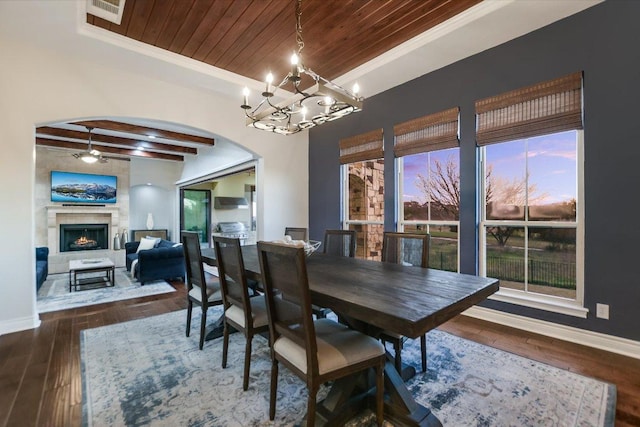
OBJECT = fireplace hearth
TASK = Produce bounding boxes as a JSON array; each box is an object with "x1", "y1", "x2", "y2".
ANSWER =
[{"x1": 60, "y1": 224, "x2": 109, "y2": 252}]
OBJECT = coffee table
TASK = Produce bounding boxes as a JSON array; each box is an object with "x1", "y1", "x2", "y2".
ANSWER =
[{"x1": 69, "y1": 258, "x2": 115, "y2": 292}]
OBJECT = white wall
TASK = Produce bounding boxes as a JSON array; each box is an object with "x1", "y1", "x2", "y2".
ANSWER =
[
  {"x1": 211, "y1": 172, "x2": 255, "y2": 226},
  {"x1": 129, "y1": 158, "x2": 183, "y2": 240},
  {"x1": 0, "y1": 18, "x2": 308, "y2": 334}
]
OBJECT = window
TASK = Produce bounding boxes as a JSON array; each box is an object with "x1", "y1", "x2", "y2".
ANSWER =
[
  {"x1": 341, "y1": 129, "x2": 384, "y2": 260},
  {"x1": 476, "y1": 72, "x2": 585, "y2": 316},
  {"x1": 395, "y1": 108, "x2": 460, "y2": 271}
]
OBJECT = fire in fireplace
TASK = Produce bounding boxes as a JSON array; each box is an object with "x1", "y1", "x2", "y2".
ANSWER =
[{"x1": 60, "y1": 224, "x2": 109, "y2": 252}]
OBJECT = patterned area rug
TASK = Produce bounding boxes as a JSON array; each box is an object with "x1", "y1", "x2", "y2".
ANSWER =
[
  {"x1": 37, "y1": 268, "x2": 176, "y2": 313},
  {"x1": 81, "y1": 309, "x2": 616, "y2": 427}
]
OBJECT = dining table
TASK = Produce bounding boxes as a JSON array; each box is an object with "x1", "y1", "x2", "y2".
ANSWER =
[{"x1": 200, "y1": 245, "x2": 499, "y2": 427}]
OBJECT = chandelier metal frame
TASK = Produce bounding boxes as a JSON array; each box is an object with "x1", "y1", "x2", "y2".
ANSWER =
[{"x1": 241, "y1": 0, "x2": 363, "y2": 135}]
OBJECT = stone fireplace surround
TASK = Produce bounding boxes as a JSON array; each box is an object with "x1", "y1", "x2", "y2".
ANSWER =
[
  {"x1": 36, "y1": 147, "x2": 131, "y2": 275},
  {"x1": 46, "y1": 206, "x2": 125, "y2": 274}
]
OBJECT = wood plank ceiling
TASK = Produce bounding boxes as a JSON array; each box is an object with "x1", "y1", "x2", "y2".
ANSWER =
[
  {"x1": 87, "y1": 0, "x2": 482, "y2": 83},
  {"x1": 38, "y1": 0, "x2": 481, "y2": 162}
]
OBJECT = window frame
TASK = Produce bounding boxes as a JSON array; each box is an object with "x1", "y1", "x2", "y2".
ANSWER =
[
  {"x1": 479, "y1": 130, "x2": 586, "y2": 318},
  {"x1": 341, "y1": 159, "x2": 385, "y2": 260},
  {"x1": 396, "y1": 151, "x2": 461, "y2": 273}
]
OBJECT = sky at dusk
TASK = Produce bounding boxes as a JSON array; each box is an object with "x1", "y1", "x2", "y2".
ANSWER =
[{"x1": 402, "y1": 130, "x2": 577, "y2": 205}]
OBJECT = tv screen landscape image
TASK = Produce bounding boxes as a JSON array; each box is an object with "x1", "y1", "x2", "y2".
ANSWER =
[{"x1": 51, "y1": 171, "x2": 117, "y2": 204}]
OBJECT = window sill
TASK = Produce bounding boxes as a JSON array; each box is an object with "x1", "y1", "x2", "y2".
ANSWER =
[{"x1": 490, "y1": 288, "x2": 588, "y2": 318}]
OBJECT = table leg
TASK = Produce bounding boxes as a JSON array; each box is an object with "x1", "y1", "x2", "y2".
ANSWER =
[
  {"x1": 314, "y1": 371, "x2": 375, "y2": 426},
  {"x1": 322, "y1": 313, "x2": 442, "y2": 426},
  {"x1": 312, "y1": 361, "x2": 441, "y2": 427},
  {"x1": 383, "y1": 361, "x2": 442, "y2": 426},
  {"x1": 204, "y1": 315, "x2": 238, "y2": 341}
]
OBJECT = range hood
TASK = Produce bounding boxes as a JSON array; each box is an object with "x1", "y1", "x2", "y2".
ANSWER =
[{"x1": 214, "y1": 196, "x2": 249, "y2": 209}]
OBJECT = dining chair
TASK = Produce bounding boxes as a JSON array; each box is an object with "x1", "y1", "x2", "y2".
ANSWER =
[
  {"x1": 312, "y1": 229, "x2": 357, "y2": 319},
  {"x1": 323, "y1": 229, "x2": 356, "y2": 257},
  {"x1": 257, "y1": 241, "x2": 385, "y2": 426},
  {"x1": 284, "y1": 227, "x2": 308, "y2": 241},
  {"x1": 213, "y1": 236, "x2": 269, "y2": 391},
  {"x1": 380, "y1": 231, "x2": 430, "y2": 372},
  {"x1": 182, "y1": 231, "x2": 223, "y2": 350}
]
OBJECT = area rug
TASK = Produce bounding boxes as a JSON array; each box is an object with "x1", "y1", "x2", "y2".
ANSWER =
[
  {"x1": 37, "y1": 268, "x2": 176, "y2": 313},
  {"x1": 80, "y1": 309, "x2": 616, "y2": 427}
]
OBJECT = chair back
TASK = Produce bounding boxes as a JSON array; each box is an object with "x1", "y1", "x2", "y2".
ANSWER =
[
  {"x1": 257, "y1": 241, "x2": 319, "y2": 375},
  {"x1": 213, "y1": 236, "x2": 253, "y2": 327},
  {"x1": 182, "y1": 231, "x2": 208, "y2": 300},
  {"x1": 323, "y1": 229, "x2": 356, "y2": 257},
  {"x1": 284, "y1": 227, "x2": 308, "y2": 241},
  {"x1": 382, "y1": 232, "x2": 430, "y2": 268}
]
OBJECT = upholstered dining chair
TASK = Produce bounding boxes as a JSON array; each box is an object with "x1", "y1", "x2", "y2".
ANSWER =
[
  {"x1": 284, "y1": 227, "x2": 308, "y2": 241},
  {"x1": 182, "y1": 231, "x2": 223, "y2": 350},
  {"x1": 380, "y1": 231, "x2": 430, "y2": 373},
  {"x1": 213, "y1": 236, "x2": 269, "y2": 391},
  {"x1": 257, "y1": 241, "x2": 385, "y2": 426}
]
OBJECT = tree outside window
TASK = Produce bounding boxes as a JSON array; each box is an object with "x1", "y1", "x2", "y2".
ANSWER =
[{"x1": 400, "y1": 148, "x2": 460, "y2": 272}]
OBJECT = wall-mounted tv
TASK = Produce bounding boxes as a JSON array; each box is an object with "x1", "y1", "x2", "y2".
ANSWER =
[{"x1": 51, "y1": 171, "x2": 117, "y2": 204}]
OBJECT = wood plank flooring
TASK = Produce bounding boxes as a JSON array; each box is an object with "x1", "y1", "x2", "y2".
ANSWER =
[{"x1": 1, "y1": 280, "x2": 639, "y2": 427}]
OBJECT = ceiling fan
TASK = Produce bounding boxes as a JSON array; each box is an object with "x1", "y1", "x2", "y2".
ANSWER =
[{"x1": 73, "y1": 126, "x2": 106, "y2": 164}]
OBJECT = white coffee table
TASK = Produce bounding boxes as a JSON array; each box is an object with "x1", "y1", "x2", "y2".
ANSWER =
[{"x1": 69, "y1": 258, "x2": 115, "y2": 292}]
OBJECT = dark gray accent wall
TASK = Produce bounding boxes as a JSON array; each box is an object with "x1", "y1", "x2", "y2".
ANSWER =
[{"x1": 309, "y1": 1, "x2": 640, "y2": 341}]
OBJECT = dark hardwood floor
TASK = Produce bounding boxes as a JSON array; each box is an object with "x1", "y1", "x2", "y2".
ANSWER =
[{"x1": 1, "y1": 280, "x2": 639, "y2": 426}]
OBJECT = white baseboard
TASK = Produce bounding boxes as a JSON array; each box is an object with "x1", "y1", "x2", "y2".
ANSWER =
[
  {"x1": 0, "y1": 314, "x2": 41, "y2": 336},
  {"x1": 463, "y1": 306, "x2": 640, "y2": 360}
]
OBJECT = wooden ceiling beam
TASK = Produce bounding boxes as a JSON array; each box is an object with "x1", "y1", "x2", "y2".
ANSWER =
[
  {"x1": 36, "y1": 138, "x2": 185, "y2": 162},
  {"x1": 36, "y1": 127, "x2": 197, "y2": 155},
  {"x1": 72, "y1": 120, "x2": 215, "y2": 146}
]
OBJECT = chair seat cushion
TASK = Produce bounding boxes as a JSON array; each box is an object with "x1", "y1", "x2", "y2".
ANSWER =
[
  {"x1": 189, "y1": 279, "x2": 222, "y2": 303},
  {"x1": 274, "y1": 318, "x2": 384, "y2": 375},
  {"x1": 225, "y1": 295, "x2": 269, "y2": 328}
]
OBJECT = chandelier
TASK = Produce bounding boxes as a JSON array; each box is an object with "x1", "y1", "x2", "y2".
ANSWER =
[{"x1": 241, "y1": 0, "x2": 363, "y2": 135}]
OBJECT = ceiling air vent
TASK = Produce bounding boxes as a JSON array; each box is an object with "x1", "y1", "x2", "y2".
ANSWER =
[{"x1": 87, "y1": 0, "x2": 125, "y2": 25}]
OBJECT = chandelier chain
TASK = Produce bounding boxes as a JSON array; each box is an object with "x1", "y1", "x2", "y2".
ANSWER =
[{"x1": 295, "y1": 0, "x2": 304, "y2": 55}]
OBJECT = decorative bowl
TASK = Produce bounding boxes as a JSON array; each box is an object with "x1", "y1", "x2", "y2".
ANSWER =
[{"x1": 304, "y1": 240, "x2": 322, "y2": 257}]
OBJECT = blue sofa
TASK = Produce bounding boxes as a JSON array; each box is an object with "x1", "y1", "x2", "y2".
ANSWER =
[
  {"x1": 36, "y1": 247, "x2": 49, "y2": 291},
  {"x1": 125, "y1": 239, "x2": 185, "y2": 285}
]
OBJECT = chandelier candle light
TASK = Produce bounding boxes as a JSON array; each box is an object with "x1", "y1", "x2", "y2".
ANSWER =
[{"x1": 241, "y1": 0, "x2": 363, "y2": 135}]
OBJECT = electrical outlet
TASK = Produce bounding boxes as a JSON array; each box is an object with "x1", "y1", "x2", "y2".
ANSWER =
[{"x1": 596, "y1": 303, "x2": 609, "y2": 319}]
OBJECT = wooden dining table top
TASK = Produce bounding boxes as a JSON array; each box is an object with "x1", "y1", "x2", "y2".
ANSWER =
[{"x1": 201, "y1": 245, "x2": 499, "y2": 339}]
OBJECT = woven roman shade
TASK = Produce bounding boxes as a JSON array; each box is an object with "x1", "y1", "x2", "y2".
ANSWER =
[
  {"x1": 394, "y1": 107, "x2": 459, "y2": 157},
  {"x1": 475, "y1": 72, "x2": 583, "y2": 146},
  {"x1": 339, "y1": 128, "x2": 384, "y2": 164}
]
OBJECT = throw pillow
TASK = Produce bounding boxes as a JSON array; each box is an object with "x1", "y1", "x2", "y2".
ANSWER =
[
  {"x1": 137, "y1": 237, "x2": 157, "y2": 253},
  {"x1": 145, "y1": 236, "x2": 162, "y2": 247}
]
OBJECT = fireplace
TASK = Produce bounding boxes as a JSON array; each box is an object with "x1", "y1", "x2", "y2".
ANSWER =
[{"x1": 60, "y1": 224, "x2": 109, "y2": 252}]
